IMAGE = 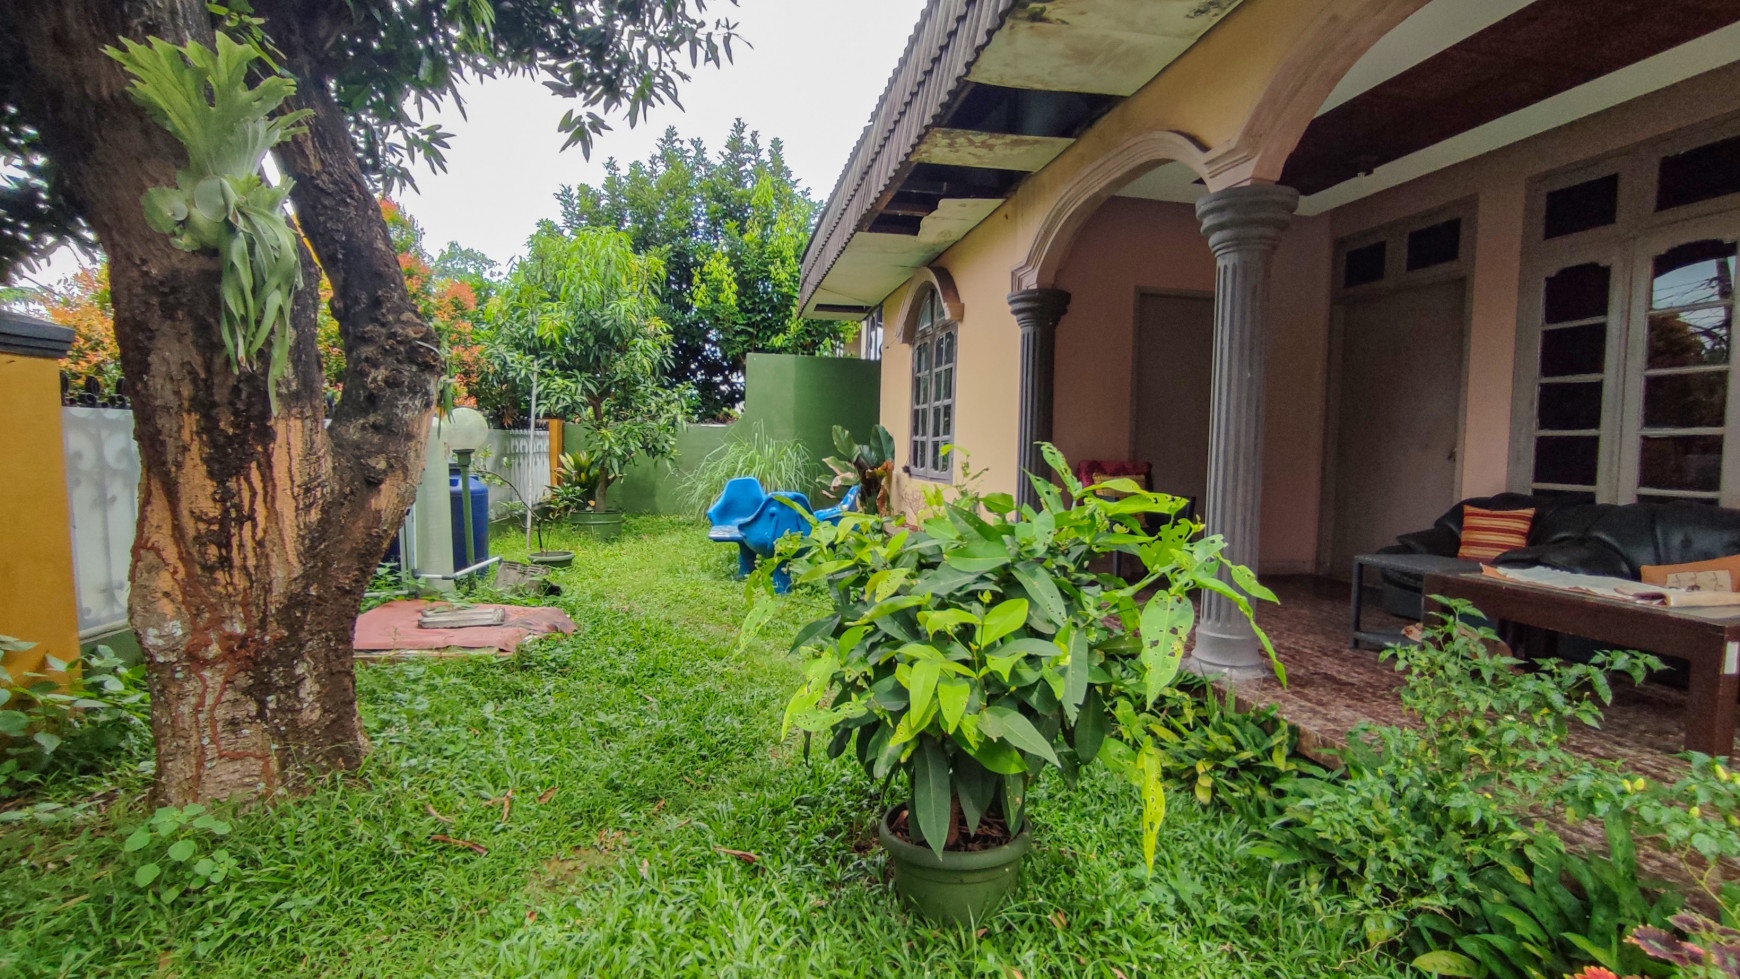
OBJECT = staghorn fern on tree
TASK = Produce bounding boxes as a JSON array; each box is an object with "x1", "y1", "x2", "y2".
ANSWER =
[{"x1": 106, "y1": 35, "x2": 309, "y2": 411}]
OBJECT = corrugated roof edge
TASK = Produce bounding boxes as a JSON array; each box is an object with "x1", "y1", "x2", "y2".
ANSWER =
[{"x1": 798, "y1": 0, "x2": 1020, "y2": 312}]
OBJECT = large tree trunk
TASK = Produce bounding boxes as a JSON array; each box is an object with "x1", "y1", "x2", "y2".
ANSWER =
[{"x1": 1, "y1": 0, "x2": 441, "y2": 802}]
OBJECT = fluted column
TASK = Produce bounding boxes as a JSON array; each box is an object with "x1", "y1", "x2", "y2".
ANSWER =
[
  {"x1": 1008, "y1": 288, "x2": 1071, "y2": 508},
  {"x1": 1188, "y1": 184, "x2": 1299, "y2": 677}
]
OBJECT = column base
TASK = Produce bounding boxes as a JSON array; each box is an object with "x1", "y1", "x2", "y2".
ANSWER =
[{"x1": 1185, "y1": 622, "x2": 1273, "y2": 681}]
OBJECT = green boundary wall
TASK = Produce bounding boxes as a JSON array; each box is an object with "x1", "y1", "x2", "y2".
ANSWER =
[{"x1": 565, "y1": 353, "x2": 881, "y2": 516}]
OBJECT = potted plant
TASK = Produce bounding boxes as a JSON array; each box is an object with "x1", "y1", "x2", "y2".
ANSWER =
[
  {"x1": 754, "y1": 444, "x2": 1280, "y2": 924},
  {"x1": 821, "y1": 424, "x2": 896, "y2": 516},
  {"x1": 479, "y1": 466, "x2": 574, "y2": 568},
  {"x1": 482, "y1": 226, "x2": 685, "y2": 541}
]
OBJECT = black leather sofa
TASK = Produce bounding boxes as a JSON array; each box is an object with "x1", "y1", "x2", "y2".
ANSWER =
[{"x1": 1377, "y1": 493, "x2": 1740, "y2": 620}]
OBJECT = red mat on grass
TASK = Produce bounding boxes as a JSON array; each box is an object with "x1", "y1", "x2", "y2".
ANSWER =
[{"x1": 353, "y1": 600, "x2": 577, "y2": 653}]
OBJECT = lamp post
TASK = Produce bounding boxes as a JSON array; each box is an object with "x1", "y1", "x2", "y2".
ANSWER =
[{"x1": 439, "y1": 406, "x2": 491, "y2": 568}]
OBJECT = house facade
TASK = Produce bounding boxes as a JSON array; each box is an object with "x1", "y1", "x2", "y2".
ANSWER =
[{"x1": 799, "y1": 0, "x2": 1740, "y2": 673}]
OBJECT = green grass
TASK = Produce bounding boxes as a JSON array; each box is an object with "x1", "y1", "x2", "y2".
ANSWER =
[{"x1": 0, "y1": 517, "x2": 1406, "y2": 978}]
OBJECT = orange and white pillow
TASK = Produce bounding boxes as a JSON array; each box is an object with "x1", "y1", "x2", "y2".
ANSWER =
[{"x1": 1456, "y1": 506, "x2": 1535, "y2": 563}]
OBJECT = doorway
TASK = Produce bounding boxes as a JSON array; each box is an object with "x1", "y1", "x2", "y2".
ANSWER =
[
  {"x1": 1327, "y1": 278, "x2": 1467, "y2": 576},
  {"x1": 1132, "y1": 292, "x2": 1214, "y2": 508}
]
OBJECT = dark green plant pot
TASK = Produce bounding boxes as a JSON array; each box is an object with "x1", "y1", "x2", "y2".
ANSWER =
[
  {"x1": 878, "y1": 805, "x2": 1032, "y2": 925},
  {"x1": 565, "y1": 509, "x2": 624, "y2": 541},
  {"x1": 528, "y1": 550, "x2": 574, "y2": 568}
]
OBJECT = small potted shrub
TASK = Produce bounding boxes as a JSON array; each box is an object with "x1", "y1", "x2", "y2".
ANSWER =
[
  {"x1": 480, "y1": 466, "x2": 574, "y2": 568},
  {"x1": 753, "y1": 444, "x2": 1280, "y2": 923}
]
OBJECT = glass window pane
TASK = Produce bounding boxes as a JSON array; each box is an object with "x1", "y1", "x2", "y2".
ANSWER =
[
  {"x1": 1648, "y1": 307, "x2": 1732, "y2": 368},
  {"x1": 1540, "y1": 323, "x2": 1606, "y2": 377},
  {"x1": 940, "y1": 404, "x2": 952, "y2": 439},
  {"x1": 1639, "y1": 434, "x2": 1723, "y2": 492},
  {"x1": 1533, "y1": 488, "x2": 1598, "y2": 505},
  {"x1": 939, "y1": 331, "x2": 955, "y2": 365},
  {"x1": 1544, "y1": 174, "x2": 1619, "y2": 239},
  {"x1": 913, "y1": 407, "x2": 927, "y2": 437},
  {"x1": 938, "y1": 366, "x2": 953, "y2": 401},
  {"x1": 1544, "y1": 263, "x2": 1611, "y2": 323},
  {"x1": 918, "y1": 290, "x2": 933, "y2": 330},
  {"x1": 1537, "y1": 381, "x2": 1603, "y2": 431},
  {"x1": 1643, "y1": 371, "x2": 1728, "y2": 429},
  {"x1": 1343, "y1": 241, "x2": 1385, "y2": 288},
  {"x1": 1406, "y1": 218, "x2": 1461, "y2": 271},
  {"x1": 1534, "y1": 435, "x2": 1599, "y2": 486},
  {"x1": 914, "y1": 340, "x2": 930, "y2": 375},
  {"x1": 1650, "y1": 239, "x2": 1735, "y2": 310},
  {"x1": 1657, "y1": 134, "x2": 1740, "y2": 211}
]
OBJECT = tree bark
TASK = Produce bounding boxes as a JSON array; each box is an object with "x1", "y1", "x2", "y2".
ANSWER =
[{"x1": 1, "y1": 0, "x2": 440, "y2": 802}]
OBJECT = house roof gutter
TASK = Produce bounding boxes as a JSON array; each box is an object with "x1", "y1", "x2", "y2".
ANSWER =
[{"x1": 798, "y1": 0, "x2": 1020, "y2": 313}]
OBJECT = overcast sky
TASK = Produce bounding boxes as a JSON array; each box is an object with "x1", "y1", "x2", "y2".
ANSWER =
[{"x1": 13, "y1": 0, "x2": 926, "y2": 286}]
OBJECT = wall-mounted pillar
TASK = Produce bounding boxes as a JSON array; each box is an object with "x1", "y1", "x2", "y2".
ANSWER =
[
  {"x1": 1190, "y1": 184, "x2": 1299, "y2": 677},
  {"x1": 1007, "y1": 288, "x2": 1071, "y2": 508},
  {"x1": 0, "y1": 311, "x2": 81, "y2": 685}
]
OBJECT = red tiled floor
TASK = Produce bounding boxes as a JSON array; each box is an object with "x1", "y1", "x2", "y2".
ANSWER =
[{"x1": 1220, "y1": 576, "x2": 1736, "y2": 781}]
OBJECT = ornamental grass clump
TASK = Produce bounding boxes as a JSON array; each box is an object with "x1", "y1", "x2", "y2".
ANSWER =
[{"x1": 749, "y1": 443, "x2": 1280, "y2": 867}]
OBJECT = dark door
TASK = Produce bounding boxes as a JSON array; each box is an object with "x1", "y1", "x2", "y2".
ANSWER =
[
  {"x1": 1133, "y1": 293, "x2": 1214, "y2": 509},
  {"x1": 1329, "y1": 278, "x2": 1467, "y2": 575}
]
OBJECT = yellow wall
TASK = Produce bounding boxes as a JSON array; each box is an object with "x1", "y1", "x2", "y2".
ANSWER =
[{"x1": 0, "y1": 353, "x2": 81, "y2": 685}]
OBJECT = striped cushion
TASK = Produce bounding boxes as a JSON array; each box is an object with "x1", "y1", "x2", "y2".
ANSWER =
[{"x1": 1456, "y1": 505, "x2": 1535, "y2": 563}]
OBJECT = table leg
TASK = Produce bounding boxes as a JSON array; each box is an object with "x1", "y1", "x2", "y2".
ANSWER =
[
  {"x1": 1684, "y1": 640, "x2": 1739, "y2": 760},
  {"x1": 1350, "y1": 560, "x2": 1365, "y2": 649}
]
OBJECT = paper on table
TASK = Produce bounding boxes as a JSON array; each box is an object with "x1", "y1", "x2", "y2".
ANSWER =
[{"x1": 1482, "y1": 564, "x2": 1740, "y2": 607}]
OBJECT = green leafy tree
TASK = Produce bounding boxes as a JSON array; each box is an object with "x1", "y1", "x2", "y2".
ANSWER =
[
  {"x1": 0, "y1": 0, "x2": 734, "y2": 804},
  {"x1": 483, "y1": 225, "x2": 684, "y2": 510},
  {"x1": 557, "y1": 121, "x2": 851, "y2": 419}
]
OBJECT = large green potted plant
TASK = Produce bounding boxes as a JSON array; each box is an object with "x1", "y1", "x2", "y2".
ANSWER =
[
  {"x1": 751, "y1": 445, "x2": 1281, "y2": 924},
  {"x1": 483, "y1": 225, "x2": 685, "y2": 540}
]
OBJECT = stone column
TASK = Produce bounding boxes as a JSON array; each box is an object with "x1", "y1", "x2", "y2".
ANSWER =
[
  {"x1": 1008, "y1": 288, "x2": 1071, "y2": 509},
  {"x1": 1188, "y1": 184, "x2": 1299, "y2": 677}
]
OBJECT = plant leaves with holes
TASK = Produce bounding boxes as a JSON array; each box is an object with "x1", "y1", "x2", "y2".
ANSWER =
[{"x1": 1138, "y1": 594, "x2": 1192, "y2": 706}]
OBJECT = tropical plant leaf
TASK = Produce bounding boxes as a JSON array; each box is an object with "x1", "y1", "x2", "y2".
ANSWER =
[{"x1": 913, "y1": 738, "x2": 951, "y2": 856}]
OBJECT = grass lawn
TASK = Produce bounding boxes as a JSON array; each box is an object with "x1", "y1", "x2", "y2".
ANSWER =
[{"x1": 1, "y1": 517, "x2": 1406, "y2": 978}]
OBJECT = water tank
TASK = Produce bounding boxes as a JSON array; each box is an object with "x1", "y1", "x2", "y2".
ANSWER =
[{"x1": 449, "y1": 473, "x2": 490, "y2": 568}]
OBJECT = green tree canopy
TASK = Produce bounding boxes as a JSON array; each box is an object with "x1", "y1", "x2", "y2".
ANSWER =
[
  {"x1": 483, "y1": 224, "x2": 684, "y2": 508},
  {"x1": 557, "y1": 120, "x2": 851, "y2": 420}
]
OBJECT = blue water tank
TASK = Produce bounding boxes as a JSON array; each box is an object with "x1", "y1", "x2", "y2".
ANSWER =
[{"x1": 449, "y1": 473, "x2": 490, "y2": 568}]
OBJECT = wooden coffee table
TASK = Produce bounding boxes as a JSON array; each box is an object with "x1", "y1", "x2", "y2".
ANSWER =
[{"x1": 1423, "y1": 571, "x2": 1739, "y2": 759}]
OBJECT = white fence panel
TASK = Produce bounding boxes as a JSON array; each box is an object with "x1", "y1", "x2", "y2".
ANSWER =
[
  {"x1": 62, "y1": 407, "x2": 140, "y2": 639},
  {"x1": 482, "y1": 428, "x2": 552, "y2": 518}
]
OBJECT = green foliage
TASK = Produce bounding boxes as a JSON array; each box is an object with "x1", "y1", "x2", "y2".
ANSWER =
[
  {"x1": 120, "y1": 804, "x2": 237, "y2": 903},
  {"x1": 544, "y1": 450, "x2": 604, "y2": 518},
  {"x1": 1149, "y1": 677, "x2": 1313, "y2": 807},
  {"x1": 558, "y1": 123, "x2": 853, "y2": 419},
  {"x1": 1410, "y1": 817, "x2": 1681, "y2": 979},
  {"x1": 678, "y1": 422, "x2": 815, "y2": 516},
  {"x1": 0, "y1": 517, "x2": 1417, "y2": 977},
  {"x1": 821, "y1": 423, "x2": 897, "y2": 516},
  {"x1": 106, "y1": 35, "x2": 309, "y2": 411},
  {"x1": 753, "y1": 443, "x2": 1278, "y2": 865},
  {"x1": 1245, "y1": 602, "x2": 1660, "y2": 942},
  {"x1": 482, "y1": 225, "x2": 685, "y2": 508},
  {"x1": 0, "y1": 640, "x2": 150, "y2": 807}
]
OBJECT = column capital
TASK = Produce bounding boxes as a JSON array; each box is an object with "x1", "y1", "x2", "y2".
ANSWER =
[
  {"x1": 1195, "y1": 184, "x2": 1300, "y2": 258},
  {"x1": 1007, "y1": 287, "x2": 1071, "y2": 333}
]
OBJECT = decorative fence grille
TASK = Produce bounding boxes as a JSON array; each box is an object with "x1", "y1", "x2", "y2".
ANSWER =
[
  {"x1": 482, "y1": 427, "x2": 553, "y2": 517},
  {"x1": 62, "y1": 407, "x2": 140, "y2": 639},
  {"x1": 57, "y1": 413, "x2": 552, "y2": 638}
]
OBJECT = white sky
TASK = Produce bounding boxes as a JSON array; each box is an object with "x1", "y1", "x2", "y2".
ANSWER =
[{"x1": 11, "y1": 0, "x2": 925, "y2": 286}]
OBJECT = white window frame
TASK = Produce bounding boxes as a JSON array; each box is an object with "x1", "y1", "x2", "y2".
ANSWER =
[
  {"x1": 908, "y1": 287, "x2": 956, "y2": 481},
  {"x1": 1511, "y1": 113, "x2": 1740, "y2": 506}
]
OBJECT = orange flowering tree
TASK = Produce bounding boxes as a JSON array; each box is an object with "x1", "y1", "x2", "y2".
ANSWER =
[{"x1": 0, "y1": 264, "x2": 124, "y2": 397}]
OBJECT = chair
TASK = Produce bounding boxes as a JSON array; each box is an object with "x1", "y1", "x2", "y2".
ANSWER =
[
  {"x1": 706, "y1": 477, "x2": 767, "y2": 578},
  {"x1": 739, "y1": 491, "x2": 815, "y2": 593},
  {"x1": 815, "y1": 485, "x2": 861, "y2": 524}
]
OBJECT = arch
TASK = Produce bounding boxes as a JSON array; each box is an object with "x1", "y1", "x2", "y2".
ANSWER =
[
  {"x1": 1010, "y1": 129, "x2": 1212, "y2": 293},
  {"x1": 892, "y1": 266, "x2": 964, "y2": 344},
  {"x1": 1201, "y1": 0, "x2": 1433, "y2": 189}
]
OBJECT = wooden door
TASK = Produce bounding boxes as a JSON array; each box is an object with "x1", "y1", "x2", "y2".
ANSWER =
[
  {"x1": 1329, "y1": 278, "x2": 1467, "y2": 575},
  {"x1": 1132, "y1": 293, "x2": 1214, "y2": 509}
]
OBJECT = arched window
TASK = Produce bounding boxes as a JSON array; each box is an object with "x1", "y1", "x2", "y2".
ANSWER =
[{"x1": 909, "y1": 287, "x2": 956, "y2": 480}]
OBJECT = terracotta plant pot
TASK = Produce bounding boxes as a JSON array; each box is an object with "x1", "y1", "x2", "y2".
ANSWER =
[
  {"x1": 565, "y1": 509, "x2": 624, "y2": 541},
  {"x1": 878, "y1": 804, "x2": 1032, "y2": 925}
]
